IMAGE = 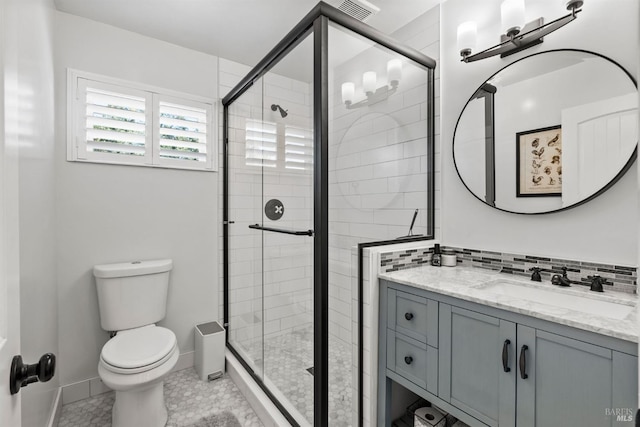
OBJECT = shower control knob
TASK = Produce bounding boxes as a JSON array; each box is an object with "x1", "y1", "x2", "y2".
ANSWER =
[
  {"x1": 265, "y1": 199, "x2": 284, "y2": 221},
  {"x1": 9, "y1": 353, "x2": 56, "y2": 395}
]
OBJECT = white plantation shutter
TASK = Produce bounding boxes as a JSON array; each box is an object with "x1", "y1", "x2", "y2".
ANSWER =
[
  {"x1": 284, "y1": 125, "x2": 313, "y2": 171},
  {"x1": 77, "y1": 79, "x2": 152, "y2": 164},
  {"x1": 155, "y1": 95, "x2": 213, "y2": 169},
  {"x1": 245, "y1": 119, "x2": 278, "y2": 168},
  {"x1": 69, "y1": 70, "x2": 216, "y2": 171}
]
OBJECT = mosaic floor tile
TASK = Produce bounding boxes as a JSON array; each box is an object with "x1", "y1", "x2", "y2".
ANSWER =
[
  {"x1": 239, "y1": 326, "x2": 353, "y2": 426},
  {"x1": 57, "y1": 369, "x2": 263, "y2": 427}
]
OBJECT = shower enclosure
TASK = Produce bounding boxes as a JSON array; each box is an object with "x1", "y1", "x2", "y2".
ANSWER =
[{"x1": 223, "y1": 3, "x2": 436, "y2": 425}]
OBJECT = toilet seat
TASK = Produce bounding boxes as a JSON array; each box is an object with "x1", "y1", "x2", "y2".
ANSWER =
[{"x1": 101, "y1": 326, "x2": 177, "y2": 375}]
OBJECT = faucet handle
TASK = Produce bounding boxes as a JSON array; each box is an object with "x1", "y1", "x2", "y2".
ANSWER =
[
  {"x1": 529, "y1": 267, "x2": 542, "y2": 282},
  {"x1": 587, "y1": 275, "x2": 605, "y2": 292},
  {"x1": 589, "y1": 275, "x2": 612, "y2": 285}
]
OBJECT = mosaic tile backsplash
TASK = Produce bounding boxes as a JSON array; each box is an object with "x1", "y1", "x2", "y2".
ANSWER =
[{"x1": 380, "y1": 245, "x2": 637, "y2": 294}]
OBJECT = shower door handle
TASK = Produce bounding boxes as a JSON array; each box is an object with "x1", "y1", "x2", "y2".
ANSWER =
[{"x1": 249, "y1": 224, "x2": 314, "y2": 236}]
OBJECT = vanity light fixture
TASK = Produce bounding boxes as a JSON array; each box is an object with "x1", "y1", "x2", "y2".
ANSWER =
[
  {"x1": 341, "y1": 59, "x2": 402, "y2": 109},
  {"x1": 457, "y1": 0, "x2": 584, "y2": 63}
]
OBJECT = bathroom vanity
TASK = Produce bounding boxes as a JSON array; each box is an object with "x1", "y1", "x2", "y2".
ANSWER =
[{"x1": 377, "y1": 266, "x2": 638, "y2": 427}]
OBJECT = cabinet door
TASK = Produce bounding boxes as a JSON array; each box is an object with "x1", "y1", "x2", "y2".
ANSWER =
[
  {"x1": 516, "y1": 326, "x2": 621, "y2": 427},
  {"x1": 612, "y1": 351, "x2": 638, "y2": 426},
  {"x1": 439, "y1": 305, "x2": 516, "y2": 427}
]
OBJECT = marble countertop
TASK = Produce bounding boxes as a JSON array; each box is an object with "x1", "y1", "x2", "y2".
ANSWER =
[{"x1": 379, "y1": 265, "x2": 638, "y2": 343}]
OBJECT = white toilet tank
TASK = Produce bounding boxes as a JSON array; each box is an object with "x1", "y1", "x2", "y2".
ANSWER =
[{"x1": 94, "y1": 259, "x2": 173, "y2": 332}]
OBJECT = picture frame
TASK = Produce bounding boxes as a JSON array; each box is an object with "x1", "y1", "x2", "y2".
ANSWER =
[{"x1": 516, "y1": 125, "x2": 562, "y2": 197}]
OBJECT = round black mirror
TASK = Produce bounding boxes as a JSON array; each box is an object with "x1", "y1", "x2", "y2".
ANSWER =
[{"x1": 453, "y1": 49, "x2": 637, "y2": 214}]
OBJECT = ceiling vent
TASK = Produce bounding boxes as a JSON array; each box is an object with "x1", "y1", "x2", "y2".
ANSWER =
[{"x1": 336, "y1": 0, "x2": 380, "y2": 22}]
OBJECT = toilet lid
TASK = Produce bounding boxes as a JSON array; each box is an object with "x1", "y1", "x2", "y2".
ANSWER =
[{"x1": 102, "y1": 326, "x2": 177, "y2": 369}]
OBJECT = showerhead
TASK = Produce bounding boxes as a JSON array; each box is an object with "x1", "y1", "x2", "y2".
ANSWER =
[{"x1": 271, "y1": 104, "x2": 288, "y2": 118}]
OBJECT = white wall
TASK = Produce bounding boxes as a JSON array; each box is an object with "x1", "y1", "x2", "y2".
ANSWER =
[
  {"x1": 16, "y1": 0, "x2": 59, "y2": 425},
  {"x1": 53, "y1": 11, "x2": 219, "y2": 386},
  {"x1": 441, "y1": 0, "x2": 638, "y2": 265}
]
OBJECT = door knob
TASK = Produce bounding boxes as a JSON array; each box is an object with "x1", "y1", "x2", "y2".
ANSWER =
[{"x1": 9, "y1": 353, "x2": 56, "y2": 395}]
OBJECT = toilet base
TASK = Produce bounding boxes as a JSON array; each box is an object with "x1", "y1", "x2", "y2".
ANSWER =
[{"x1": 112, "y1": 380, "x2": 167, "y2": 427}]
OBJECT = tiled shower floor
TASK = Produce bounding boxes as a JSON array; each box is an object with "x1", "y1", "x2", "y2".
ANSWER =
[
  {"x1": 57, "y1": 368, "x2": 263, "y2": 427},
  {"x1": 242, "y1": 326, "x2": 353, "y2": 426}
]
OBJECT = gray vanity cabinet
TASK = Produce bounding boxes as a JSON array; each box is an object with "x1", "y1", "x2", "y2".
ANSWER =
[
  {"x1": 379, "y1": 279, "x2": 638, "y2": 427},
  {"x1": 439, "y1": 305, "x2": 516, "y2": 427}
]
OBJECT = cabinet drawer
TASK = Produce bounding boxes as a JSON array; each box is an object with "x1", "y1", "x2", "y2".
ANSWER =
[
  {"x1": 388, "y1": 288, "x2": 438, "y2": 346},
  {"x1": 387, "y1": 329, "x2": 438, "y2": 395}
]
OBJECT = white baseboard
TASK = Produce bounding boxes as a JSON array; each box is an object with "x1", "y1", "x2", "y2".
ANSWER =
[
  {"x1": 226, "y1": 350, "x2": 293, "y2": 427},
  {"x1": 61, "y1": 351, "x2": 195, "y2": 405},
  {"x1": 46, "y1": 388, "x2": 62, "y2": 427},
  {"x1": 172, "y1": 350, "x2": 194, "y2": 372}
]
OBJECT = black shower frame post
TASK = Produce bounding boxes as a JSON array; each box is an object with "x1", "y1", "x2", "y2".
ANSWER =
[
  {"x1": 313, "y1": 15, "x2": 330, "y2": 427},
  {"x1": 427, "y1": 67, "x2": 436, "y2": 236},
  {"x1": 223, "y1": 104, "x2": 229, "y2": 332},
  {"x1": 222, "y1": 2, "x2": 437, "y2": 425}
]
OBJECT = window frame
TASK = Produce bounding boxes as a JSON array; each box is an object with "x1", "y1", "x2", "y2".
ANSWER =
[{"x1": 67, "y1": 69, "x2": 218, "y2": 172}]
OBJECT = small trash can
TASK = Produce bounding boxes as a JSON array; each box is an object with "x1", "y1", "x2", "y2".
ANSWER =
[{"x1": 194, "y1": 321, "x2": 225, "y2": 382}]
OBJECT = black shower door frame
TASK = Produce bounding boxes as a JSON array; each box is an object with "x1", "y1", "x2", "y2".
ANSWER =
[{"x1": 222, "y1": 2, "x2": 436, "y2": 425}]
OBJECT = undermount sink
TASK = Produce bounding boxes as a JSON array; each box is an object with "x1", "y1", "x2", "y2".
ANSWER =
[{"x1": 478, "y1": 280, "x2": 635, "y2": 320}]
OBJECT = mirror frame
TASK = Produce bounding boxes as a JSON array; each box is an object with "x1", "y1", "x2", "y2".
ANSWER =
[{"x1": 453, "y1": 49, "x2": 638, "y2": 215}]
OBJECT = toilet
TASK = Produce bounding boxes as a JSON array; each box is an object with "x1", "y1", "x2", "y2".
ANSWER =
[{"x1": 93, "y1": 259, "x2": 179, "y2": 427}]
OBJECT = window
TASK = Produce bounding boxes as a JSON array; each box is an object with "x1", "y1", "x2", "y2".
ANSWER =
[
  {"x1": 244, "y1": 120, "x2": 313, "y2": 171},
  {"x1": 245, "y1": 119, "x2": 277, "y2": 168},
  {"x1": 284, "y1": 125, "x2": 313, "y2": 171},
  {"x1": 68, "y1": 69, "x2": 216, "y2": 171}
]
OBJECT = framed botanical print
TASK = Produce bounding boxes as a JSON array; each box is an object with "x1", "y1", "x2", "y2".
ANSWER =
[{"x1": 516, "y1": 125, "x2": 562, "y2": 197}]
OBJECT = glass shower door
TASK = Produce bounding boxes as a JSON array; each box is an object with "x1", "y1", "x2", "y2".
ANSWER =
[
  {"x1": 227, "y1": 33, "x2": 315, "y2": 426},
  {"x1": 227, "y1": 79, "x2": 265, "y2": 377},
  {"x1": 260, "y1": 34, "x2": 315, "y2": 425}
]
